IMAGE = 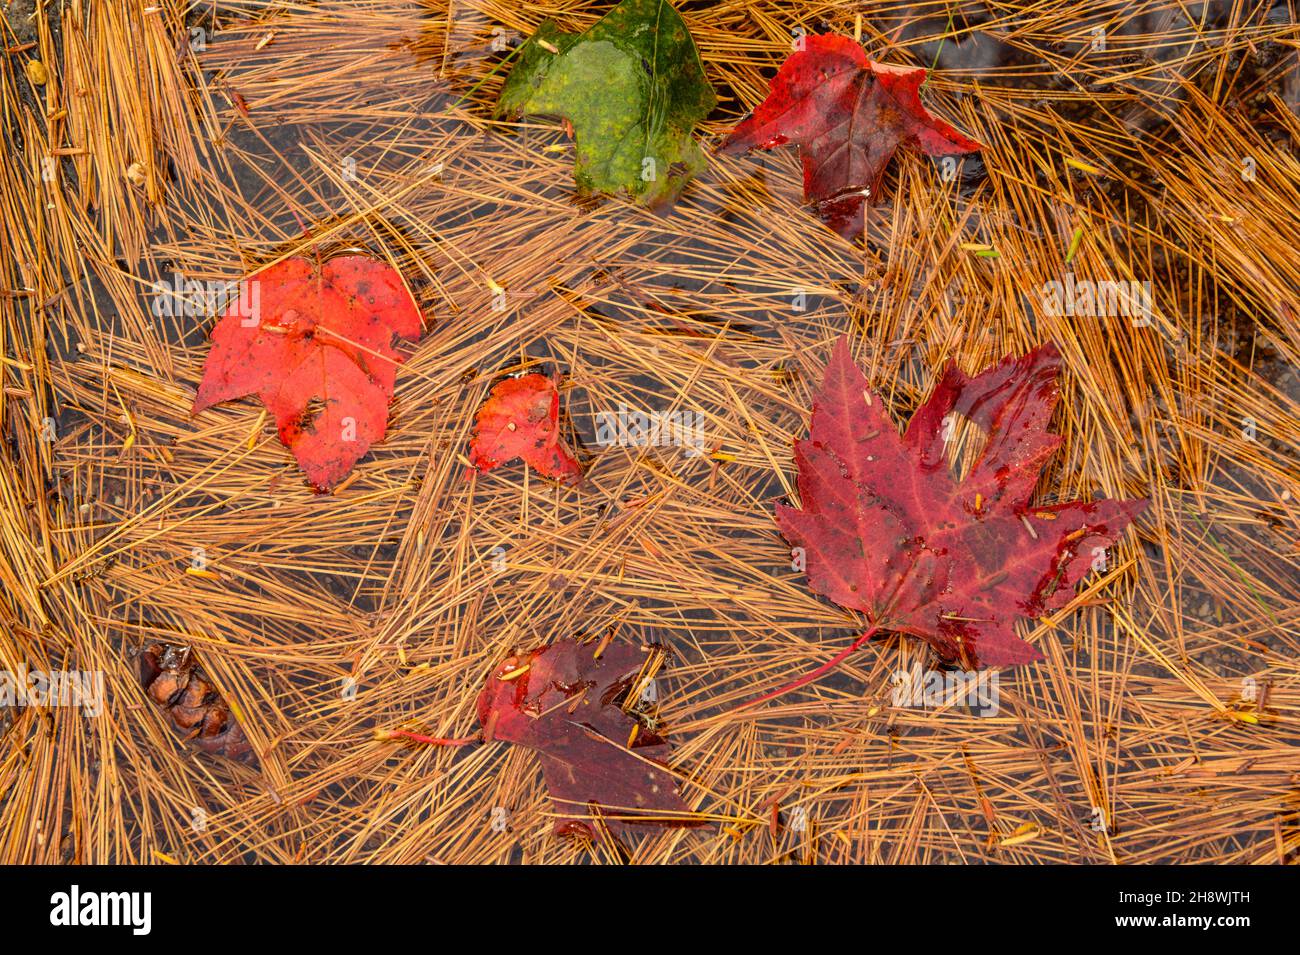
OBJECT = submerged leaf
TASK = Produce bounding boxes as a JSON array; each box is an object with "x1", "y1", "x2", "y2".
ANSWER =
[
  {"x1": 477, "y1": 639, "x2": 700, "y2": 835},
  {"x1": 496, "y1": 0, "x2": 716, "y2": 210},
  {"x1": 721, "y1": 34, "x2": 982, "y2": 238},
  {"x1": 778, "y1": 338, "x2": 1146, "y2": 668},
  {"x1": 192, "y1": 255, "x2": 421, "y2": 491},
  {"x1": 469, "y1": 374, "x2": 583, "y2": 483}
]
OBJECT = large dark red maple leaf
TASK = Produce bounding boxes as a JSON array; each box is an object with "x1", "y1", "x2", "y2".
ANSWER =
[
  {"x1": 477, "y1": 639, "x2": 700, "y2": 835},
  {"x1": 721, "y1": 33, "x2": 982, "y2": 238},
  {"x1": 776, "y1": 338, "x2": 1145, "y2": 672},
  {"x1": 193, "y1": 255, "x2": 421, "y2": 491}
]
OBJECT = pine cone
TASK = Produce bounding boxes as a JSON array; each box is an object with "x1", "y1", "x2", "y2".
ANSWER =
[{"x1": 137, "y1": 644, "x2": 252, "y2": 761}]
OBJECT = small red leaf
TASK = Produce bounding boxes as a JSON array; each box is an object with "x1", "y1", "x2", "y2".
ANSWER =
[
  {"x1": 721, "y1": 34, "x2": 982, "y2": 238},
  {"x1": 476, "y1": 639, "x2": 700, "y2": 835},
  {"x1": 192, "y1": 254, "x2": 421, "y2": 491},
  {"x1": 778, "y1": 338, "x2": 1146, "y2": 669},
  {"x1": 469, "y1": 374, "x2": 582, "y2": 483}
]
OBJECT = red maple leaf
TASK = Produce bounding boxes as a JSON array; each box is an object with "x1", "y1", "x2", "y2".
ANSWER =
[
  {"x1": 477, "y1": 639, "x2": 700, "y2": 835},
  {"x1": 468, "y1": 374, "x2": 582, "y2": 484},
  {"x1": 721, "y1": 34, "x2": 982, "y2": 238},
  {"x1": 775, "y1": 338, "x2": 1145, "y2": 675},
  {"x1": 193, "y1": 255, "x2": 421, "y2": 490}
]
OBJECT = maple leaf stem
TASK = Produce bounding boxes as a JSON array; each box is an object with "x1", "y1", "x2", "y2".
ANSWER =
[
  {"x1": 381, "y1": 729, "x2": 479, "y2": 747},
  {"x1": 736, "y1": 626, "x2": 881, "y2": 710}
]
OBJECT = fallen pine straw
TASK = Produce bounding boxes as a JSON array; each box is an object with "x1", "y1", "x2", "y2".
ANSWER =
[{"x1": 0, "y1": 0, "x2": 1296, "y2": 864}]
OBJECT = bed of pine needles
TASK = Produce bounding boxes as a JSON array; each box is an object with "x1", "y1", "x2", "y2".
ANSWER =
[{"x1": 1, "y1": 0, "x2": 1297, "y2": 864}]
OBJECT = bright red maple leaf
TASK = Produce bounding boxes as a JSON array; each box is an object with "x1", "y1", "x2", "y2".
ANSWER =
[
  {"x1": 192, "y1": 255, "x2": 421, "y2": 491},
  {"x1": 777, "y1": 338, "x2": 1146, "y2": 671},
  {"x1": 721, "y1": 33, "x2": 982, "y2": 238},
  {"x1": 468, "y1": 374, "x2": 582, "y2": 484},
  {"x1": 477, "y1": 639, "x2": 700, "y2": 835}
]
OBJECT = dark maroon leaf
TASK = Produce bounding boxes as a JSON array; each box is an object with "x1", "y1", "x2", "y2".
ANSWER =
[{"x1": 477, "y1": 639, "x2": 701, "y2": 835}]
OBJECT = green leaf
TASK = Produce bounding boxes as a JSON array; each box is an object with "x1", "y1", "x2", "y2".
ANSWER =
[{"x1": 495, "y1": 0, "x2": 716, "y2": 210}]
